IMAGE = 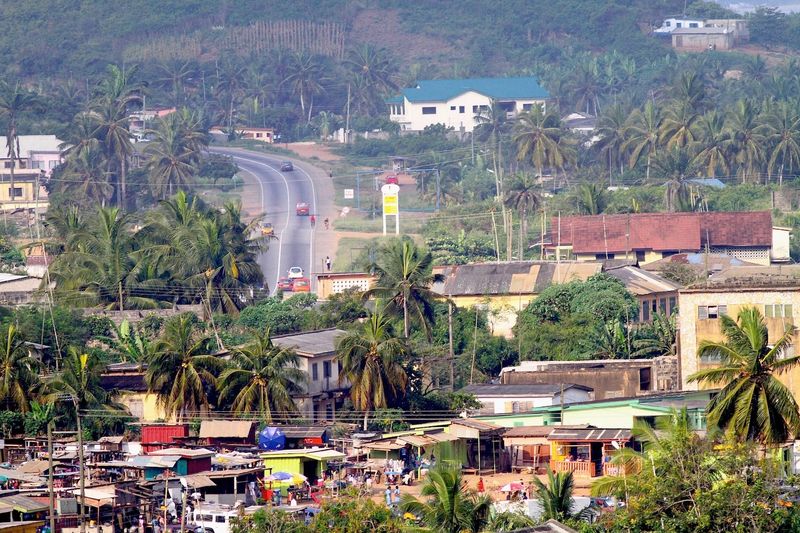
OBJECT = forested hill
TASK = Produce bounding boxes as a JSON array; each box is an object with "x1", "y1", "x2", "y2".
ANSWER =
[{"x1": 7, "y1": 0, "x2": 699, "y2": 80}]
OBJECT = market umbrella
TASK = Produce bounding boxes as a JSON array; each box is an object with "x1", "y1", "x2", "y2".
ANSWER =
[
  {"x1": 291, "y1": 473, "x2": 307, "y2": 483},
  {"x1": 500, "y1": 482, "x2": 524, "y2": 492},
  {"x1": 268, "y1": 472, "x2": 293, "y2": 481}
]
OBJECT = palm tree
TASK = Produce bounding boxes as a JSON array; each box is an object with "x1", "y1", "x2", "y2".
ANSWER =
[
  {"x1": 692, "y1": 111, "x2": 731, "y2": 177},
  {"x1": 596, "y1": 103, "x2": 629, "y2": 184},
  {"x1": 0, "y1": 325, "x2": 40, "y2": 412},
  {"x1": 344, "y1": 45, "x2": 397, "y2": 115},
  {"x1": 365, "y1": 238, "x2": 442, "y2": 338},
  {"x1": 283, "y1": 51, "x2": 328, "y2": 123},
  {"x1": 46, "y1": 348, "x2": 115, "y2": 413},
  {"x1": 576, "y1": 182, "x2": 607, "y2": 215},
  {"x1": 504, "y1": 174, "x2": 541, "y2": 261},
  {"x1": 660, "y1": 100, "x2": 699, "y2": 150},
  {"x1": 217, "y1": 330, "x2": 306, "y2": 420},
  {"x1": 569, "y1": 58, "x2": 602, "y2": 116},
  {"x1": 514, "y1": 108, "x2": 567, "y2": 180},
  {"x1": 214, "y1": 61, "x2": 247, "y2": 133},
  {"x1": 155, "y1": 60, "x2": 194, "y2": 107},
  {"x1": 764, "y1": 101, "x2": 800, "y2": 185},
  {"x1": 624, "y1": 101, "x2": 663, "y2": 181},
  {"x1": 688, "y1": 307, "x2": 800, "y2": 444},
  {"x1": 0, "y1": 81, "x2": 39, "y2": 202},
  {"x1": 145, "y1": 113, "x2": 207, "y2": 199},
  {"x1": 336, "y1": 308, "x2": 408, "y2": 430},
  {"x1": 60, "y1": 112, "x2": 101, "y2": 161},
  {"x1": 532, "y1": 471, "x2": 576, "y2": 522},
  {"x1": 145, "y1": 314, "x2": 222, "y2": 421},
  {"x1": 400, "y1": 467, "x2": 492, "y2": 533},
  {"x1": 89, "y1": 98, "x2": 136, "y2": 207},
  {"x1": 102, "y1": 320, "x2": 154, "y2": 365},
  {"x1": 672, "y1": 72, "x2": 706, "y2": 111},
  {"x1": 60, "y1": 145, "x2": 114, "y2": 207},
  {"x1": 474, "y1": 100, "x2": 510, "y2": 198},
  {"x1": 652, "y1": 147, "x2": 699, "y2": 212},
  {"x1": 727, "y1": 99, "x2": 766, "y2": 184}
]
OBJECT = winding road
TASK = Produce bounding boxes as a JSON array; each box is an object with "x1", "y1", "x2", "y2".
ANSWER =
[{"x1": 210, "y1": 147, "x2": 334, "y2": 295}]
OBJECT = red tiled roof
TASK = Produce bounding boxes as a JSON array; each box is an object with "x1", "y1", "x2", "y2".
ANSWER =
[{"x1": 552, "y1": 212, "x2": 771, "y2": 255}]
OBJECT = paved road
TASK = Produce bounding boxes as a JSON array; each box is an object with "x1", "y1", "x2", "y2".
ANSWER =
[{"x1": 210, "y1": 147, "x2": 332, "y2": 294}]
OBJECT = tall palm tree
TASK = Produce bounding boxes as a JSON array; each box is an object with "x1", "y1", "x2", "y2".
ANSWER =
[
  {"x1": 144, "y1": 113, "x2": 207, "y2": 199},
  {"x1": 214, "y1": 61, "x2": 247, "y2": 132},
  {"x1": 727, "y1": 99, "x2": 766, "y2": 184},
  {"x1": 513, "y1": 108, "x2": 567, "y2": 180},
  {"x1": 400, "y1": 466, "x2": 492, "y2": 533},
  {"x1": 283, "y1": 51, "x2": 328, "y2": 123},
  {"x1": 576, "y1": 182, "x2": 607, "y2": 215},
  {"x1": 344, "y1": 45, "x2": 397, "y2": 115},
  {"x1": 474, "y1": 100, "x2": 510, "y2": 198},
  {"x1": 155, "y1": 60, "x2": 194, "y2": 107},
  {"x1": 60, "y1": 112, "x2": 101, "y2": 161},
  {"x1": 46, "y1": 348, "x2": 115, "y2": 414},
  {"x1": 0, "y1": 325, "x2": 40, "y2": 412},
  {"x1": 89, "y1": 98, "x2": 136, "y2": 207},
  {"x1": 672, "y1": 72, "x2": 706, "y2": 112},
  {"x1": 764, "y1": 101, "x2": 800, "y2": 185},
  {"x1": 0, "y1": 81, "x2": 39, "y2": 202},
  {"x1": 532, "y1": 471, "x2": 576, "y2": 522},
  {"x1": 336, "y1": 308, "x2": 408, "y2": 430},
  {"x1": 692, "y1": 111, "x2": 731, "y2": 177},
  {"x1": 365, "y1": 238, "x2": 442, "y2": 338},
  {"x1": 596, "y1": 103, "x2": 629, "y2": 184},
  {"x1": 60, "y1": 145, "x2": 114, "y2": 207},
  {"x1": 624, "y1": 100, "x2": 663, "y2": 181},
  {"x1": 217, "y1": 330, "x2": 306, "y2": 420},
  {"x1": 146, "y1": 314, "x2": 222, "y2": 421},
  {"x1": 652, "y1": 147, "x2": 699, "y2": 212},
  {"x1": 659, "y1": 100, "x2": 699, "y2": 150},
  {"x1": 569, "y1": 58, "x2": 602, "y2": 116},
  {"x1": 504, "y1": 174, "x2": 541, "y2": 261},
  {"x1": 688, "y1": 307, "x2": 800, "y2": 444}
]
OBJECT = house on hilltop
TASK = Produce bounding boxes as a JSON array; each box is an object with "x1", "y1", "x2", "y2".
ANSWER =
[{"x1": 387, "y1": 77, "x2": 549, "y2": 133}]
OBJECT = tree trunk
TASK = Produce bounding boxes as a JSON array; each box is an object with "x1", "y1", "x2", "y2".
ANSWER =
[
  {"x1": 403, "y1": 294, "x2": 409, "y2": 338},
  {"x1": 363, "y1": 410, "x2": 369, "y2": 431},
  {"x1": 119, "y1": 158, "x2": 127, "y2": 209}
]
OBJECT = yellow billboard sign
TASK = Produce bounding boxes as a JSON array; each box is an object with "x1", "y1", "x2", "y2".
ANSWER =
[{"x1": 384, "y1": 195, "x2": 398, "y2": 215}]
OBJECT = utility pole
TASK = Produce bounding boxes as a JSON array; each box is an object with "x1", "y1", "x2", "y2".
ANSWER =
[
  {"x1": 345, "y1": 84, "x2": 351, "y2": 144},
  {"x1": 77, "y1": 410, "x2": 86, "y2": 533},
  {"x1": 180, "y1": 486, "x2": 188, "y2": 533},
  {"x1": 448, "y1": 300, "x2": 455, "y2": 391},
  {"x1": 470, "y1": 310, "x2": 478, "y2": 385},
  {"x1": 48, "y1": 421, "x2": 55, "y2": 533}
]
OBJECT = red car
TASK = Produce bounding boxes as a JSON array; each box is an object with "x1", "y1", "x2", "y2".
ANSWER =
[
  {"x1": 385, "y1": 175, "x2": 399, "y2": 185},
  {"x1": 295, "y1": 202, "x2": 310, "y2": 216},
  {"x1": 293, "y1": 277, "x2": 311, "y2": 292},
  {"x1": 277, "y1": 277, "x2": 294, "y2": 291}
]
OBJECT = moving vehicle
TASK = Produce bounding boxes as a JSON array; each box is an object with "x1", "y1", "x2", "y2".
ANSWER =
[
  {"x1": 260, "y1": 222, "x2": 274, "y2": 236},
  {"x1": 277, "y1": 277, "x2": 294, "y2": 291},
  {"x1": 190, "y1": 504, "x2": 262, "y2": 533},
  {"x1": 293, "y1": 277, "x2": 311, "y2": 292},
  {"x1": 295, "y1": 202, "x2": 310, "y2": 216},
  {"x1": 287, "y1": 266, "x2": 304, "y2": 279},
  {"x1": 281, "y1": 161, "x2": 294, "y2": 171},
  {"x1": 385, "y1": 175, "x2": 399, "y2": 185}
]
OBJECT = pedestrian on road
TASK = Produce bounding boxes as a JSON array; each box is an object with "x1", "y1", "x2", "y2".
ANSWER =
[
  {"x1": 385, "y1": 486, "x2": 392, "y2": 506},
  {"x1": 325, "y1": 256, "x2": 331, "y2": 271},
  {"x1": 477, "y1": 477, "x2": 485, "y2": 493}
]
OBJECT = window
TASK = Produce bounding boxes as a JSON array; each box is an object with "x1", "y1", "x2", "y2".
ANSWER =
[
  {"x1": 312, "y1": 362, "x2": 318, "y2": 381},
  {"x1": 215, "y1": 516, "x2": 226, "y2": 523},
  {"x1": 659, "y1": 298, "x2": 667, "y2": 313},
  {"x1": 422, "y1": 106, "x2": 436, "y2": 115},
  {"x1": 668, "y1": 297, "x2": 676, "y2": 314},
  {"x1": 765, "y1": 304, "x2": 793, "y2": 318},
  {"x1": 323, "y1": 360, "x2": 331, "y2": 379},
  {"x1": 698, "y1": 305, "x2": 727, "y2": 319},
  {"x1": 689, "y1": 22, "x2": 699, "y2": 28},
  {"x1": 450, "y1": 105, "x2": 456, "y2": 111},
  {"x1": 639, "y1": 368, "x2": 652, "y2": 391},
  {"x1": 665, "y1": 21, "x2": 672, "y2": 27},
  {"x1": 49, "y1": 160, "x2": 58, "y2": 169},
  {"x1": 31, "y1": 160, "x2": 44, "y2": 169},
  {"x1": 3, "y1": 162, "x2": 11, "y2": 169},
  {"x1": 635, "y1": 250, "x2": 645, "y2": 262},
  {"x1": 642, "y1": 300, "x2": 650, "y2": 322},
  {"x1": 595, "y1": 253, "x2": 615, "y2": 259},
  {"x1": 523, "y1": 103, "x2": 533, "y2": 111},
  {"x1": 676, "y1": 22, "x2": 682, "y2": 28},
  {"x1": 8, "y1": 187, "x2": 22, "y2": 198},
  {"x1": 459, "y1": 106, "x2": 465, "y2": 113}
]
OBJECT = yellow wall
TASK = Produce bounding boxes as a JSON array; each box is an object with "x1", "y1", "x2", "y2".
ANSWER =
[
  {"x1": 450, "y1": 294, "x2": 535, "y2": 338},
  {"x1": 118, "y1": 391, "x2": 170, "y2": 422},
  {"x1": 679, "y1": 288, "x2": 800, "y2": 396},
  {"x1": 0, "y1": 181, "x2": 44, "y2": 206},
  {"x1": 574, "y1": 250, "x2": 663, "y2": 265}
]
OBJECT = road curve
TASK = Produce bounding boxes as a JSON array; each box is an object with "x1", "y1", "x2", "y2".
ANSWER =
[{"x1": 209, "y1": 146, "x2": 333, "y2": 294}]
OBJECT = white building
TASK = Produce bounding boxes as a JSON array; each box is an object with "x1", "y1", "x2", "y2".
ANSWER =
[
  {"x1": 387, "y1": 77, "x2": 549, "y2": 133},
  {"x1": 461, "y1": 383, "x2": 593, "y2": 415},
  {"x1": 653, "y1": 18, "x2": 706, "y2": 34}
]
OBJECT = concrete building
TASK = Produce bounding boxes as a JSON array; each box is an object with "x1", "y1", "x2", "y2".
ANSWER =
[
  {"x1": 387, "y1": 77, "x2": 549, "y2": 133},
  {"x1": 549, "y1": 211, "x2": 784, "y2": 266},
  {"x1": 604, "y1": 265, "x2": 682, "y2": 322},
  {"x1": 432, "y1": 261, "x2": 603, "y2": 337},
  {"x1": 0, "y1": 135, "x2": 62, "y2": 212},
  {"x1": 0, "y1": 274, "x2": 44, "y2": 305},
  {"x1": 209, "y1": 126, "x2": 274, "y2": 143},
  {"x1": 678, "y1": 265, "x2": 800, "y2": 393},
  {"x1": 272, "y1": 328, "x2": 348, "y2": 421},
  {"x1": 460, "y1": 383, "x2": 593, "y2": 415},
  {"x1": 500, "y1": 357, "x2": 679, "y2": 400},
  {"x1": 315, "y1": 272, "x2": 374, "y2": 299},
  {"x1": 100, "y1": 362, "x2": 169, "y2": 422},
  {"x1": 672, "y1": 27, "x2": 734, "y2": 51}
]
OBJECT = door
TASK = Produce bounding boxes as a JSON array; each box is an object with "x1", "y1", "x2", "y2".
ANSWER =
[{"x1": 590, "y1": 442, "x2": 603, "y2": 476}]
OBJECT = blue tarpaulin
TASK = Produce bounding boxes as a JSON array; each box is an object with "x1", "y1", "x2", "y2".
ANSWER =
[{"x1": 259, "y1": 427, "x2": 286, "y2": 451}]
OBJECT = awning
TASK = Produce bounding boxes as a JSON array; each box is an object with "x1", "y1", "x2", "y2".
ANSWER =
[
  {"x1": 182, "y1": 475, "x2": 216, "y2": 489},
  {"x1": 397, "y1": 435, "x2": 436, "y2": 448},
  {"x1": 199, "y1": 420, "x2": 255, "y2": 439},
  {"x1": 361, "y1": 440, "x2": 403, "y2": 451},
  {"x1": 427, "y1": 432, "x2": 459, "y2": 443},
  {"x1": 547, "y1": 428, "x2": 632, "y2": 442},
  {"x1": 68, "y1": 485, "x2": 116, "y2": 507},
  {"x1": 0, "y1": 494, "x2": 48, "y2": 513}
]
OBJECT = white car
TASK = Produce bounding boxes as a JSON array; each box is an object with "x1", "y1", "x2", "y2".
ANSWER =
[{"x1": 288, "y1": 266, "x2": 304, "y2": 279}]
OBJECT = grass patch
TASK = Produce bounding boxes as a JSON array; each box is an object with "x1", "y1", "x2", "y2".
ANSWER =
[
  {"x1": 333, "y1": 215, "x2": 427, "y2": 234},
  {"x1": 333, "y1": 237, "x2": 376, "y2": 271}
]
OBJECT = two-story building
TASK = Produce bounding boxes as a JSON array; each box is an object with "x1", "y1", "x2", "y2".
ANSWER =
[
  {"x1": 387, "y1": 77, "x2": 549, "y2": 133},
  {"x1": 0, "y1": 135, "x2": 63, "y2": 212},
  {"x1": 272, "y1": 328, "x2": 348, "y2": 421},
  {"x1": 550, "y1": 211, "x2": 787, "y2": 266},
  {"x1": 461, "y1": 383, "x2": 593, "y2": 415},
  {"x1": 679, "y1": 265, "x2": 800, "y2": 394}
]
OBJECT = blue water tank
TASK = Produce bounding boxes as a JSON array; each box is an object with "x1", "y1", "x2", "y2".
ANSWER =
[{"x1": 258, "y1": 427, "x2": 286, "y2": 450}]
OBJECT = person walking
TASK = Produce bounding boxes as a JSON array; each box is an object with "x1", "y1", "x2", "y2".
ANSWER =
[
  {"x1": 325, "y1": 256, "x2": 332, "y2": 271},
  {"x1": 477, "y1": 477, "x2": 485, "y2": 493},
  {"x1": 392, "y1": 485, "x2": 401, "y2": 505},
  {"x1": 384, "y1": 485, "x2": 392, "y2": 506}
]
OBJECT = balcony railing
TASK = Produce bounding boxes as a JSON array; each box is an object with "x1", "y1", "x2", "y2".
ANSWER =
[{"x1": 552, "y1": 460, "x2": 593, "y2": 476}]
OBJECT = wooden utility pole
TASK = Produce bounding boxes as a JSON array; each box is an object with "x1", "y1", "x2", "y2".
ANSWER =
[
  {"x1": 448, "y1": 300, "x2": 455, "y2": 391},
  {"x1": 77, "y1": 411, "x2": 86, "y2": 533},
  {"x1": 48, "y1": 421, "x2": 55, "y2": 533},
  {"x1": 470, "y1": 310, "x2": 478, "y2": 385},
  {"x1": 345, "y1": 84, "x2": 351, "y2": 144}
]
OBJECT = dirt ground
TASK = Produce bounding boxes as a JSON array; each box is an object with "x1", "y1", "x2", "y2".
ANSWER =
[{"x1": 284, "y1": 142, "x2": 342, "y2": 162}]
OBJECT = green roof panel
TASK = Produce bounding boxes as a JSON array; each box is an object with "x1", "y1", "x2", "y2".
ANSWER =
[{"x1": 399, "y1": 77, "x2": 549, "y2": 103}]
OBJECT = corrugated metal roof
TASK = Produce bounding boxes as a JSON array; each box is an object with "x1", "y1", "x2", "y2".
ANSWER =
[
  {"x1": 199, "y1": 420, "x2": 254, "y2": 439},
  {"x1": 397, "y1": 77, "x2": 549, "y2": 103},
  {"x1": 546, "y1": 428, "x2": 632, "y2": 442},
  {"x1": 460, "y1": 383, "x2": 592, "y2": 397},
  {"x1": 0, "y1": 494, "x2": 48, "y2": 513},
  {"x1": 150, "y1": 448, "x2": 214, "y2": 458},
  {"x1": 130, "y1": 455, "x2": 180, "y2": 468},
  {"x1": 0, "y1": 135, "x2": 62, "y2": 155},
  {"x1": 605, "y1": 266, "x2": 682, "y2": 295},
  {"x1": 272, "y1": 329, "x2": 346, "y2": 357}
]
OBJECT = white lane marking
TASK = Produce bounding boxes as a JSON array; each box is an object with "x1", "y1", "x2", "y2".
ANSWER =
[
  {"x1": 225, "y1": 154, "x2": 291, "y2": 295},
  {"x1": 295, "y1": 164, "x2": 318, "y2": 290}
]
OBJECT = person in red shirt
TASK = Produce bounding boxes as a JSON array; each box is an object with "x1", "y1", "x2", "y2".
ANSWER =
[{"x1": 477, "y1": 477, "x2": 485, "y2": 493}]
